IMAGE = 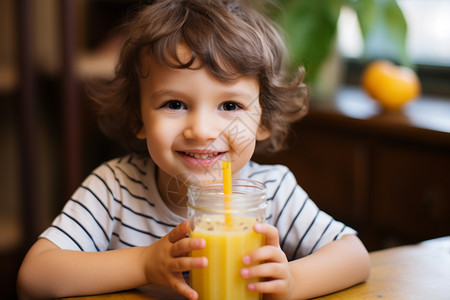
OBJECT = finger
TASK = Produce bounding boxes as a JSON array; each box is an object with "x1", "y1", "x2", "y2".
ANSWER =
[
  {"x1": 248, "y1": 278, "x2": 290, "y2": 294},
  {"x1": 168, "y1": 256, "x2": 208, "y2": 273},
  {"x1": 253, "y1": 223, "x2": 280, "y2": 246},
  {"x1": 169, "y1": 274, "x2": 199, "y2": 300},
  {"x1": 241, "y1": 262, "x2": 288, "y2": 280},
  {"x1": 168, "y1": 221, "x2": 191, "y2": 243},
  {"x1": 170, "y1": 236, "x2": 206, "y2": 257},
  {"x1": 242, "y1": 245, "x2": 287, "y2": 265}
]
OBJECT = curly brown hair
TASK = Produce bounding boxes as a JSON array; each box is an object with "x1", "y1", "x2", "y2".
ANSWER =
[{"x1": 86, "y1": 0, "x2": 309, "y2": 154}]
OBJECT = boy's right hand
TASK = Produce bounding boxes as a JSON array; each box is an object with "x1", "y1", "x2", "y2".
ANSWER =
[{"x1": 140, "y1": 220, "x2": 207, "y2": 300}]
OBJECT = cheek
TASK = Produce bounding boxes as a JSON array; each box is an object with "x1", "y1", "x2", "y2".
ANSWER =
[
  {"x1": 227, "y1": 118, "x2": 260, "y2": 147},
  {"x1": 230, "y1": 142, "x2": 256, "y2": 175},
  {"x1": 144, "y1": 117, "x2": 174, "y2": 150},
  {"x1": 145, "y1": 125, "x2": 174, "y2": 174},
  {"x1": 227, "y1": 122, "x2": 258, "y2": 167}
]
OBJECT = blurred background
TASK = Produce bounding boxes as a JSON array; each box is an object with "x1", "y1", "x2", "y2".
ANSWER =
[{"x1": 1, "y1": 0, "x2": 449, "y2": 298}]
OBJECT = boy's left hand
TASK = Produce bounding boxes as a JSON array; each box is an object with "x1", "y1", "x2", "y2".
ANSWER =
[{"x1": 240, "y1": 223, "x2": 293, "y2": 300}]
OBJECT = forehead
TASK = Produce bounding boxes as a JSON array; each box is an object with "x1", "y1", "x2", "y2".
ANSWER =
[
  {"x1": 140, "y1": 40, "x2": 254, "y2": 82},
  {"x1": 139, "y1": 42, "x2": 197, "y2": 67},
  {"x1": 138, "y1": 46, "x2": 198, "y2": 82},
  {"x1": 138, "y1": 42, "x2": 257, "y2": 84},
  {"x1": 141, "y1": 55, "x2": 258, "y2": 86},
  {"x1": 173, "y1": 42, "x2": 195, "y2": 65},
  {"x1": 138, "y1": 49, "x2": 260, "y2": 102}
]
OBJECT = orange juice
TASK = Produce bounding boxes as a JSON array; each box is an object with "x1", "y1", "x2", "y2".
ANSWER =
[{"x1": 190, "y1": 215, "x2": 263, "y2": 300}]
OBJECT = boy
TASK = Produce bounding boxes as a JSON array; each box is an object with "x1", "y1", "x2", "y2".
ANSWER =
[{"x1": 18, "y1": 1, "x2": 370, "y2": 299}]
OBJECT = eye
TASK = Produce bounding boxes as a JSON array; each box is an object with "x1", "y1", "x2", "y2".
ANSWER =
[
  {"x1": 161, "y1": 100, "x2": 186, "y2": 110},
  {"x1": 220, "y1": 101, "x2": 242, "y2": 111}
]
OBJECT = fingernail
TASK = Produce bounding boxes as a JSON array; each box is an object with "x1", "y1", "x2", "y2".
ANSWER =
[
  {"x1": 189, "y1": 291, "x2": 198, "y2": 300},
  {"x1": 196, "y1": 257, "x2": 208, "y2": 268},
  {"x1": 199, "y1": 238, "x2": 206, "y2": 247},
  {"x1": 254, "y1": 223, "x2": 261, "y2": 231},
  {"x1": 241, "y1": 268, "x2": 250, "y2": 278},
  {"x1": 248, "y1": 283, "x2": 255, "y2": 291},
  {"x1": 242, "y1": 255, "x2": 251, "y2": 265}
]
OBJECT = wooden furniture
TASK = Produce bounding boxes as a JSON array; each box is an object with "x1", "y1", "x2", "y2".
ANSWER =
[
  {"x1": 62, "y1": 236, "x2": 450, "y2": 299},
  {"x1": 253, "y1": 87, "x2": 450, "y2": 251},
  {"x1": 316, "y1": 236, "x2": 450, "y2": 299}
]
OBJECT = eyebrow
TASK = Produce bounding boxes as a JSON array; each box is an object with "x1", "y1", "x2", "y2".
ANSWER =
[
  {"x1": 150, "y1": 89, "x2": 258, "y2": 102},
  {"x1": 149, "y1": 89, "x2": 183, "y2": 99},
  {"x1": 220, "y1": 90, "x2": 258, "y2": 101}
]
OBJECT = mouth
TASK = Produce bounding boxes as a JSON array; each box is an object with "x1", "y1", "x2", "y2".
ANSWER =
[
  {"x1": 181, "y1": 151, "x2": 225, "y2": 160},
  {"x1": 177, "y1": 150, "x2": 228, "y2": 168}
]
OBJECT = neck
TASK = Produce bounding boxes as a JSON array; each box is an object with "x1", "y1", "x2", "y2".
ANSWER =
[{"x1": 156, "y1": 168, "x2": 188, "y2": 217}]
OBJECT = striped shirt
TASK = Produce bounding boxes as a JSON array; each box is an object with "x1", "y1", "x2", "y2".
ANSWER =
[{"x1": 40, "y1": 154, "x2": 356, "y2": 260}]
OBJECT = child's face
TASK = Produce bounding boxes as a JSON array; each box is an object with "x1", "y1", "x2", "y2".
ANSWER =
[{"x1": 136, "y1": 48, "x2": 269, "y2": 196}]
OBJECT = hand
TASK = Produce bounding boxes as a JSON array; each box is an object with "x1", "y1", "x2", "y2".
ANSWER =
[
  {"x1": 240, "y1": 223, "x2": 293, "y2": 300},
  {"x1": 141, "y1": 221, "x2": 207, "y2": 300}
]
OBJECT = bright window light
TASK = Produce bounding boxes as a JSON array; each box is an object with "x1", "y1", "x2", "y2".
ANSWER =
[{"x1": 338, "y1": 0, "x2": 450, "y2": 66}]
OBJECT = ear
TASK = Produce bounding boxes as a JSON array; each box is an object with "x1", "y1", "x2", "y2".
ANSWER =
[
  {"x1": 256, "y1": 124, "x2": 270, "y2": 141},
  {"x1": 136, "y1": 126, "x2": 146, "y2": 140}
]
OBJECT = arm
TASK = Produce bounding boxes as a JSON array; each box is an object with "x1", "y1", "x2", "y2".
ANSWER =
[
  {"x1": 286, "y1": 234, "x2": 370, "y2": 299},
  {"x1": 242, "y1": 224, "x2": 371, "y2": 300},
  {"x1": 17, "y1": 221, "x2": 207, "y2": 300}
]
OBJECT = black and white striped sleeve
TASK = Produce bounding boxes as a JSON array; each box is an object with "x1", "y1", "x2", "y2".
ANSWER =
[
  {"x1": 250, "y1": 164, "x2": 357, "y2": 260},
  {"x1": 39, "y1": 163, "x2": 121, "y2": 252}
]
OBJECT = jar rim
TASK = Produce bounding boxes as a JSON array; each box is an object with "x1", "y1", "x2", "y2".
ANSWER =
[
  {"x1": 187, "y1": 178, "x2": 267, "y2": 214},
  {"x1": 188, "y1": 178, "x2": 265, "y2": 191}
]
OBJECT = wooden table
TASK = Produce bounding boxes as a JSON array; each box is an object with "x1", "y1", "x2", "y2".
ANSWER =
[
  {"x1": 64, "y1": 236, "x2": 450, "y2": 300},
  {"x1": 316, "y1": 236, "x2": 450, "y2": 299}
]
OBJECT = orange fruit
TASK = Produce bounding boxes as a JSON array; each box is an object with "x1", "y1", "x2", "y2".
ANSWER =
[{"x1": 361, "y1": 60, "x2": 421, "y2": 111}]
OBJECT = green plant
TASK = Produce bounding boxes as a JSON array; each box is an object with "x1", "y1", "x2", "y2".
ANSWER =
[{"x1": 271, "y1": 0, "x2": 408, "y2": 83}]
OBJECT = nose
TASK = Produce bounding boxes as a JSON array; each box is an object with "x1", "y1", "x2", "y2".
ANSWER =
[{"x1": 183, "y1": 108, "x2": 220, "y2": 141}]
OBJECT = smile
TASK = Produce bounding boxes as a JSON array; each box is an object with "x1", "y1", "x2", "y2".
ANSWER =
[
  {"x1": 183, "y1": 152, "x2": 222, "y2": 159},
  {"x1": 178, "y1": 151, "x2": 227, "y2": 168}
]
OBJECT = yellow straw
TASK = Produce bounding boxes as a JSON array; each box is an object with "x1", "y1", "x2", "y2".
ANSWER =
[{"x1": 222, "y1": 161, "x2": 233, "y2": 227}]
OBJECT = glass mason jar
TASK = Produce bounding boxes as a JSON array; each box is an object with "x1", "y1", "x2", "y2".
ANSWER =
[{"x1": 188, "y1": 179, "x2": 267, "y2": 300}]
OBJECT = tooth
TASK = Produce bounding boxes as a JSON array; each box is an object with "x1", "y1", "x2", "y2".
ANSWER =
[{"x1": 184, "y1": 152, "x2": 221, "y2": 159}]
